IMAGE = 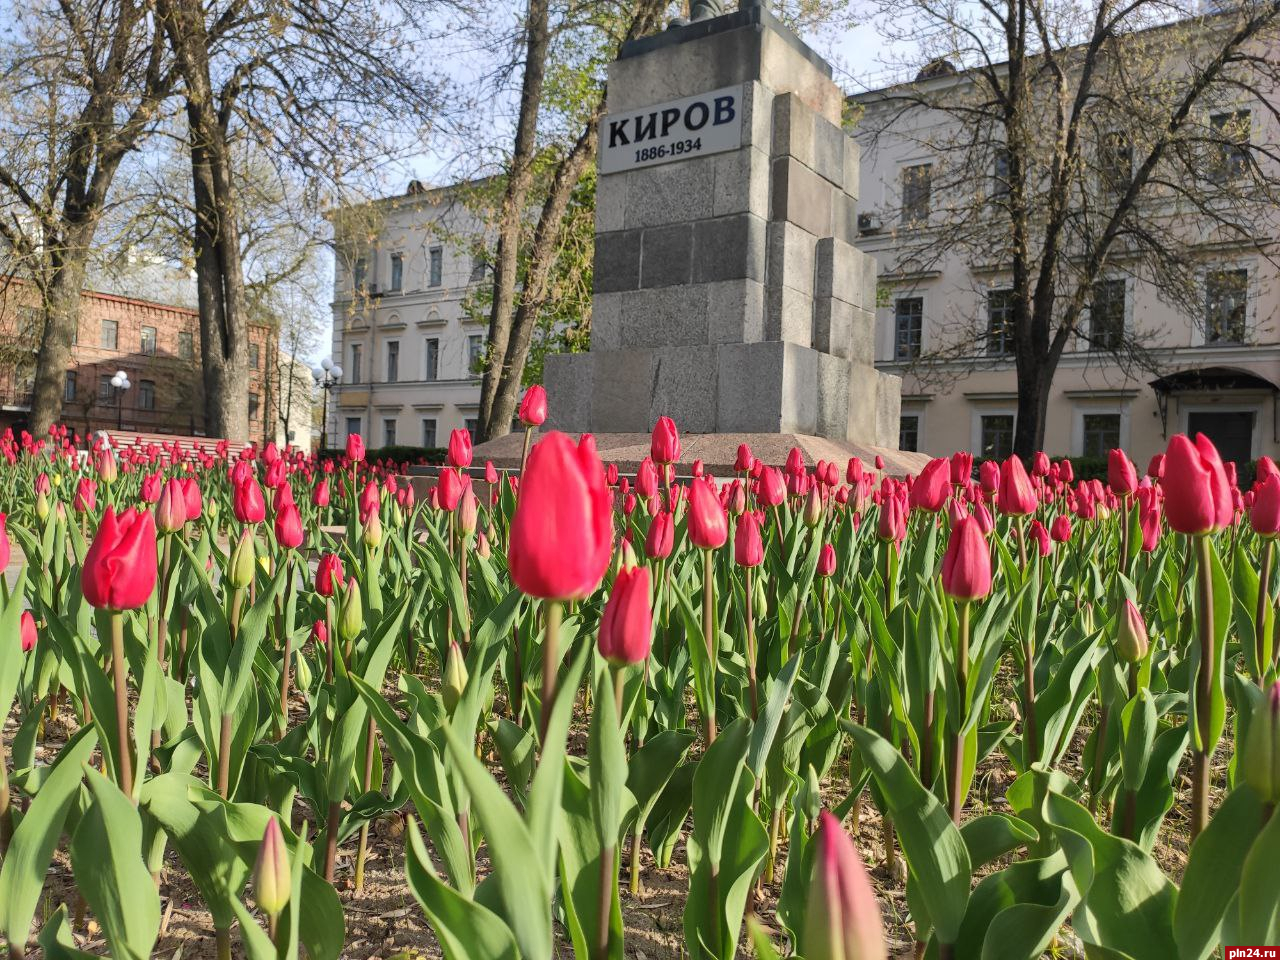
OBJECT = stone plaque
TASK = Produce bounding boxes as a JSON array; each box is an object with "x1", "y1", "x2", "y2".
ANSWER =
[{"x1": 598, "y1": 84, "x2": 744, "y2": 174}]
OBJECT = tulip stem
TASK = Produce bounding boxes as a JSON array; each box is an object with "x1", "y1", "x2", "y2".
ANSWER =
[
  {"x1": 702, "y1": 550, "x2": 717, "y2": 746},
  {"x1": 1191, "y1": 533, "x2": 1216, "y2": 840},
  {"x1": 1258, "y1": 539, "x2": 1274, "y2": 684},
  {"x1": 538, "y1": 600, "x2": 562, "y2": 745},
  {"x1": 947, "y1": 601, "x2": 971, "y2": 824},
  {"x1": 323, "y1": 801, "x2": 341, "y2": 883},
  {"x1": 279, "y1": 556, "x2": 293, "y2": 736},
  {"x1": 354, "y1": 715, "x2": 378, "y2": 893},
  {"x1": 110, "y1": 612, "x2": 134, "y2": 800},
  {"x1": 744, "y1": 567, "x2": 758, "y2": 720}
]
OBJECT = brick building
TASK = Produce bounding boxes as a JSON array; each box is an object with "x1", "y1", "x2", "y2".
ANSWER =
[{"x1": 0, "y1": 278, "x2": 287, "y2": 443}]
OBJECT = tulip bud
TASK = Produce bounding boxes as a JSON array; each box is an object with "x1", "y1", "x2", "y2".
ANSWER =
[
  {"x1": 753, "y1": 573, "x2": 769, "y2": 618},
  {"x1": 442, "y1": 640, "x2": 468, "y2": 713},
  {"x1": 817, "y1": 543, "x2": 837, "y2": 577},
  {"x1": 803, "y1": 487, "x2": 823, "y2": 527},
  {"x1": 337, "y1": 580, "x2": 364, "y2": 642},
  {"x1": 253, "y1": 816, "x2": 292, "y2": 921},
  {"x1": 598, "y1": 563, "x2": 653, "y2": 666},
  {"x1": 228, "y1": 529, "x2": 256, "y2": 589},
  {"x1": 20, "y1": 610, "x2": 37, "y2": 653},
  {"x1": 361, "y1": 510, "x2": 383, "y2": 549},
  {"x1": 457, "y1": 488, "x2": 479, "y2": 537},
  {"x1": 941, "y1": 516, "x2": 992, "y2": 602},
  {"x1": 1242, "y1": 682, "x2": 1280, "y2": 803},
  {"x1": 801, "y1": 810, "x2": 887, "y2": 960},
  {"x1": 1115, "y1": 599, "x2": 1149, "y2": 663},
  {"x1": 35, "y1": 491, "x2": 50, "y2": 522}
]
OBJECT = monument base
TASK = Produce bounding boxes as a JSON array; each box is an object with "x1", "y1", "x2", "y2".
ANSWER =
[{"x1": 467, "y1": 430, "x2": 930, "y2": 478}]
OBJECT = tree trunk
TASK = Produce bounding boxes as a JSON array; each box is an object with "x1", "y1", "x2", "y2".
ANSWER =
[
  {"x1": 477, "y1": 0, "x2": 552, "y2": 441},
  {"x1": 161, "y1": 0, "x2": 250, "y2": 441},
  {"x1": 29, "y1": 238, "x2": 93, "y2": 435},
  {"x1": 1012, "y1": 360, "x2": 1053, "y2": 460}
]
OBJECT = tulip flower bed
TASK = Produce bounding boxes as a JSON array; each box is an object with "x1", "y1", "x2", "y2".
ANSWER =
[{"x1": 1, "y1": 405, "x2": 1279, "y2": 960}]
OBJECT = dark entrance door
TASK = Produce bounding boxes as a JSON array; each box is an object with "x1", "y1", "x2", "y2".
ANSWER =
[{"x1": 1186, "y1": 410, "x2": 1255, "y2": 467}]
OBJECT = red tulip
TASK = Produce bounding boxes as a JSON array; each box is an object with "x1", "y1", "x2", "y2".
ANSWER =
[
  {"x1": 801, "y1": 810, "x2": 887, "y2": 960},
  {"x1": 734, "y1": 443, "x2": 754, "y2": 473},
  {"x1": 874, "y1": 455, "x2": 885, "y2": 471},
  {"x1": 1108, "y1": 449, "x2": 1138, "y2": 495},
  {"x1": 1049, "y1": 515, "x2": 1072, "y2": 542},
  {"x1": 1031, "y1": 451, "x2": 1051, "y2": 477},
  {"x1": 941, "y1": 515, "x2": 992, "y2": 602},
  {"x1": 509, "y1": 432, "x2": 612, "y2": 600},
  {"x1": 996, "y1": 456, "x2": 1037, "y2": 516},
  {"x1": 485, "y1": 460, "x2": 499, "y2": 485},
  {"x1": 847, "y1": 458, "x2": 864, "y2": 486},
  {"x1": 950, "y1": 451, "x2": 974, "y2": 485},
  {"x1": 1147, "y1": 453, "x2": 1165, "y2": 479},
  {"x1": 973, "y1": 501, "x2": 995, "y2": 535},
  {"x1": 1028, "y1": 519, "x2": 1051, "y2": 557},
  {"x1": 19, "y1": 610, "x2": 36, "y2": 653},
  {"x1": 359, "y1": 480, "x2": 381, "y2": 523},
  {"x1": 734, "y1": 511, "x2": 765, "y2": 567},
  {"x1": 650, "y1": 416, "x2": 681, "y2": 465},
  {"x1": 96, "y1": 448, "x2": 118, "y2": 483},
  {"x1": 978, "y1": 460, "x2": 999, "y2": 494},
  {"x1": 154, "y1": 478, "x2": 186, "y2": 533},
  {"x1": 877, "y1": 493, "x2": 907, "y2": 542},
  {"x1": 312, "y1": 478, "x2": 331, "y2": 507},
  {"x1": 688, "y1": 476, "x2": 728, "y2": 549},
  {"x1": 909, "y1": 458, "x2": 949, "y2": 513},
  {"x1": 757, "y1": 466, "x2": 787, "y2": 508},
  {"x1": 74, "y1": 477, "x2": 97, "y2": 513},
  {"x1": 598, "y1": 563, "x2": 652, "y2": 665},
  {"x1": 1161, "y1": 433, "x2": 1233, "y2": 535},
  {"x1": 817, "y1": 542, "x2": 837, "y2": 577},
  {"x1": 82, "y1": 506, "x2": 158, "y2": 611},
  {"x1": 635, "y1": 458, "x2": 659, "y2": 499},
  {"x1": 448, "y1": 428, "x2": 473, "y2": 469},
  {"x1": 311, "y1": 619, "x2": 328, "y2": 646},
  {"x1": 346, "y1": 433, "x2": 365, "y2": 462},
  {"x1": 181, "y1": 478, "x2": 203, "y2": 519},
  {"x1": 316, "y1": 552, "x2": 345, "y2": 597},
  {"x1": 645, "y1": 511, "x2": 674, "y2": 560},
  {"x1": 233, "y1": 477, "x2": 266, "y2": 524},
  {"x1": 1250, "y1": 473, "x2": 1280, "y2": 538},
  {"x1": 519, "y1": 385, "x2": 548, "y2": 427},
  {"x1": 275, "y1": 502, "x2": 304, "y2": 550},
  {"x1": 140, "y1": 471, "x2": 162, "y2": 503}
]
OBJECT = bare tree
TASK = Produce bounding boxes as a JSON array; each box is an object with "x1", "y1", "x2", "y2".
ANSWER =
[
  {"x1": 855, "y1": 0, "x2": 1280, "y2": 457},
  {"x1": 0, "y1": 0, "x2": 174, "y2": 435}
]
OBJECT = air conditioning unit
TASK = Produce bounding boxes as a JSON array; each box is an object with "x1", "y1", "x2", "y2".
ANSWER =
[{"x1": 858, "y1": 213, "x2": 883, "y2": 235}]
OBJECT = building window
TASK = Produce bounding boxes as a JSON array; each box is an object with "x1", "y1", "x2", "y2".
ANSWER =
[
  {"x1": 1100, "y1": 131, "x2": 1132, "y2": 195},
  {"x1": 893, "y1": 297, "x2": 923, "y2": 360},
  {"x1": 64, "y1": 371, "x2": 77, "y2": 401},
  {"x1": 248, "y1": 393, "x2": 259, "y2": 420},
  {"x1": 470, "y1": 251, "x2": 487, "y2": 282},
  {"x1": 349, "y1": 343, "x2": 363, "y2": 384},
  {"x1": 138, "y1": 380, "x2": 155, "y2": 411},
  {"x1": 1088, "y1": 279, "x2": 1126, "y2": 351},
  {"x1": 429, "y1": 247, "x2": 443, "y2": 287},
  {"x1": 100, "y1": 319, "x2": 118, "y2": 350},
  {"x1": 421, "y1": 418, "x2": 437, "y2": 448},
  {"x1": 992, "y1": 147, "x2": 1010, "y2": 201},
  {"x1": 467, "y1": 335, "x2": 484, "y2": 375},
  {"x1": 424, "y1": 337, "x2": 439, "y2": 380},
  {"x1": 1205, "y1": 268, "x2": 1248, "y2": 344},
  {"x1": 390, "y1": 253, "x2": 403, "y2": 292},
  {"x1": 345, "y1": 416, "x2": 361, "y2": 439},
  {"x1": 249, "y1": 344, "x2": 260, "y2": 370},
  {"x1": 178, "y1": 331, "x2": 194, "y2": 360},
  {"x1": 899, "y1": 414, "x2": 920, "y2": 452},
  {"x1": 99, "y1": 375, "x2": 115, "y2": 403},
  {"x1": 383, "y1": 418, "x2": 397, "y2": 446},
  {"x1": 383, "y1": 340, "x2": 399, "y2": 383},
  {"x1": 1209, "y1": 110, "x2": 1250, "y2": 182},
  {"x1": 353, "y1": 258, "x2": 367, "y2": 292},
  {"x1": 1081, "y1": 413, "x2": 1121, "y2": 458},
  {"x1": 979, "y1": 414, "x2": 1015, "y2": 459},
  {"x1": 465, "y1": 417, "x2": 479, "y2": 444},
  {"x1": 986, "y1": 289, "x2": 1016, "y2": 356},
  {"x1": 140, "y1": 325, "x2": 157, "y2": 355},
  {"x1": 900, "y1": 163, "x2": 932, "y2": 223}
]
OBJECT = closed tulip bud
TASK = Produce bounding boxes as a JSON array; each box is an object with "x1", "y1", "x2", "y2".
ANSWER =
[
  {"x1": 645, "y1": 510, "x2": 674, "y2": 560},
  {"x1": 509, "y1": 432, "x2": 612, "y2": 600},
  {"x1": 20, "y1": 610, "x2": 36, "y2": 653},
  {"x1": 140, "y1": 471, "x2": 162, "y2": 503},
  {"x1": 1108, "y1": 449, "x2": 1138, "y2": 495},
  {"x1": 312, "y1": 478, "x2": 331, "y2": 507},
  {"x1": 1250, "y1": 473, "x2": 1280, "y2": 538},
  {"x1": 477, "y1": 530, "x2": 491, "y2": 557},
  {"x1": 253, "y1": 816, "x2": 292, "y2": 920},
  {"x1": 727, "y1": 479, "x2": 747, "y2": 516},
  {"x1": 1049, "y1": 514, "x2": 1072, "y2": 542},
  {"x1": 1116, "y1": 599, "x2": 1149, "y2": 663},
  {"x1": 274, "y1": 502, "x2": 305, "y2": 550},
  {"x1": 688, "y1": 477, "x2": 728, "y2": 549},
  {"x1": 909, "y1": 459, "x2": 950, "y2": 513},
  {"x1": 996, "y1": 456, "x2": 1037, "y2": 516},
  {"x1": 346, "y1": 433, "x2": 365, "y2": 462},
  {"x1": 650, "y1": 416, "x2": 681, "y2": 465},
  {"x1": 155, "y1": 478, "x2": 187, "y2": 533},
  {"x1": 311, "y1": 619, "x2": 328, "y2": 646},
  {"x1": 1242, "y1": 682, "x2": 1280, "y2": 803},
  {"x1": 485, "y1": 460, "x2": 499, "y2": 485},
  {"x1": 817, "y1": 542, "x2": 837, "y2": 577},
  {"x1": 82, "y1": 507, "x2": 158, "y2": 610},
  {"x1": 734, "y1": 443, "x2": 753, "y2": 473},
  {"x1": 96, "y1": 449, "x2": 117, "y2": 483},
  {"x1": 973, "y1": 500, "x2": 995, "y2": 535},
  {"x1": 458, "y1": 488, "x2": 479, "y2": 536},
  {"x1": 228, "y1": 529, "x2": 256, "y2": 589},
  {"x1": 233, "y1": 477, "x2": 266, "y2": 524},
  {"x1": 74, "y1": 477, "x2": 97, "y2": 513},
  {"x1": 442, "y1": 640, "x2": 468, "y2": 712},
  {"x1": 1031, "y1": 451, "x2": 1051, "y2": 477},
  {"x1": 803, "y1": 486, "x2": 824, "y2": 527},
  {"x1": 448, "y1": 428, "x2": 473, "y2": 469},
  {"x1": 338, "y1": 580, "x2": 363, "y2": 642},
  {"x1": 1028, "y1": 519, "x2": 1051, "y2": 557},
  {"x1": 950, "y1": 451, "x2": 974, "y2": 485},
  {"x1": 801, "y1": 810, "x2": 887, "y2": 960},
  {"x1": 635, "y1": 458, "x2": 659, "y2": 499},
  {"x1": 1162, "y1": 433, "x2": 1233, "y2": 535},
  {"x1": 734, "y1": 510, "x2": 765, "y2": 567},
  {"x1": 35, "y1": 490, "x2": 50, "y2": 521},
  {"x1": 519, "y1": 385, "x2": 548, "y2": 427},
  {"x1": 758, "y1": 466, "x2": 787, "y2": 508},
  {"x1": 315, "y1": 552, "x2": 344, "y2": 597},
  {"x1": 598, "y1": 563, "x2": 652, "y2": 666},
  {"x1": 437, "y1": 467, "x2": 463, "y2": 512},
  {"x1": 941, "y1": 516, "x2": 992, "y2": 602},
  {"x1": 361, "y1": 509, "x2": 383, "y2": 549}
]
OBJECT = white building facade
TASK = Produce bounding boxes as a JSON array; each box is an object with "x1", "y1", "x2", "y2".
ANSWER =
[{"x1": 328, "y1": 182, "x2": 490, "y2": 450}]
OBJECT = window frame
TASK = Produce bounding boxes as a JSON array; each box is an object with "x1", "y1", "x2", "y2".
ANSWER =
[
  {"x1": 1209, "y1": 109, "x2": 1251, "y2": 183},
  {"x1": 140, "y1": 325, "x2": 157, "y2": 355},
  {"x1": 64, "y1": 370, "x2": 77, "y2": 402},
  {"x1": 985, "y1": 288, "x2": 1016, "y2": 357},
  {"x1": 178, "y1": 330, "x2": 194, "y2": 360},
  {"x1": 386, "y1": 340, "x2": 400, "y2": 383},
  {"x1": 1087, "y1": 278, "x2": 1127, "y2": 351},
  {"x1": 389, "y1": 252, "x2": 404, "y2": 292},
  {"x1": 383, "y1": 417, "x2": 397, "y2": 446},
  {"x1": 900, "y1": 162, "x2": 933, "y2": 224},
  {"x1": 100, "y1": 318, "x2": 119, "y2": 351},
  {"x1": 428, "y1": 246, "x2": 443, "y2": 287},
  {"x1": 421, "y1": 417, "x2": 437, "y2": 448},
  {"x1": 893, "y1": 296, "x2": 924, "y2": 361},
  {"x1": 138, "y1": 379, "x2": 156, "y2": 411},
  {"x1": 899, "y1": 413, "x2": 921, "y2": 452},
  {"x1": 349, "y1": 343, "x2": 363, "y2": 384},
  {"x1": 975, "y1": 411, "x2": 1016, "y2": 460}
]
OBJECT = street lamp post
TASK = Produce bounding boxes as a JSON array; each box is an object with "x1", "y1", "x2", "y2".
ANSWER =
[
  {"x1": 312, "y1": 358, "x2": 342, "y2": 451},
  {"x1": 110, "y1": 370, "x2": 131, "y2": 431}
]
